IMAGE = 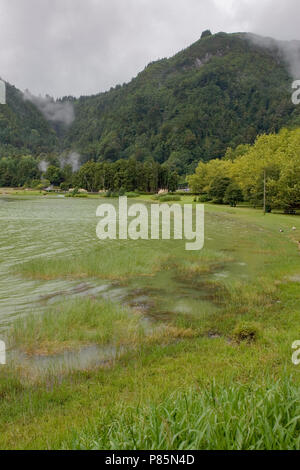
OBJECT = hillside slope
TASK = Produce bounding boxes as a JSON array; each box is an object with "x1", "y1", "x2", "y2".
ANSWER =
[
  {"x1": 1, "y1": 32, "x2": 300, "y2": 173},
  {"x1": 0, "y1": 82, "x2": 57, "y2": 156}
]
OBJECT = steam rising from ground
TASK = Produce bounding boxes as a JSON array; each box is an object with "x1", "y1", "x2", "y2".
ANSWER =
[
  {"x1": 246, "y1": 33, "x2": 300, "y2": 79},
  {"x1": 38, "y1": 152, "x2": 80, "y2": 176},
  {"x1": 23, "y1": 91, "x2": 75, "y2": 126},
  {"x1": 60, "y1": 152, "x2": 81, "y2": 172},
  {"x1": 38, "y1": 160, "x2": 49, "y2": 174}
]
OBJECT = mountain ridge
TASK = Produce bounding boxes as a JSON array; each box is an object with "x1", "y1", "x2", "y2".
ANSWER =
[{"x1": 1, "y1": 31, "x2": 300, "y2": 173}]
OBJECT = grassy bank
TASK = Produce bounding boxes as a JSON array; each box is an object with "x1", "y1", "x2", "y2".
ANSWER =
[
  {"x1": 1, "y1": 199, "x2": 300, "y2": 449},
  {"x1": 67, "y1": 378, "x2": 300, "y2": 450}
]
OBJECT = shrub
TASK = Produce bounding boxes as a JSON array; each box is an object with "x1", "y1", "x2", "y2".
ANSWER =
[
  {"x1": 156, "y1": 195, "x2": 181, "y2": 202},
  {"x1": 232, "y1": 321, "x2": 261, "y2": 343},
  {"x1": 198, "y1": 194, "x2": 211, "y2": 203},
  {"x1": 104, "y1": 190, "x2": 118, "y2": 198},
  {"x1": 60, "y1": 182, "x2": 71, "y2": 191}
]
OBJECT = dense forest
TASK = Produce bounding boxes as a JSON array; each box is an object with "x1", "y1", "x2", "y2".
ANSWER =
[
  {"x1": 64, "y1": 32, "x2": 300, "y2": 173},
  {"x1": 0, "y1": 83, "x2": 57, "y2": 155},
  {"x1": 1, "y1": 31, "x2": 300, "y2": 185},
  {"x1": 0, "y1": 155, "x2": 179, "y2": 194}
]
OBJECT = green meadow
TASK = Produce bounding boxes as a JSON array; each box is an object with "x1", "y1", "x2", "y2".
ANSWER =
[{"x1": 0, "y1": 195, "x2": 300, "y2": 449}]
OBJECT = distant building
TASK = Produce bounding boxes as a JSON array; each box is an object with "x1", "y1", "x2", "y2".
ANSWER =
[{"x1": 177, "y1": 183, "x2": 190, "y2": 192}]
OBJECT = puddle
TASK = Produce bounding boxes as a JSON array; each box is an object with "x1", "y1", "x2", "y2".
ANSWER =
[
  {"x1": 288, "y1": 275, "x2": 300, "y2": 283},
  {"x1": 9, "y1": 343, "x2": 125, "y2": 376},
  {"x1": 206, "y1": 332, "x2": 221, "y2": 339},
  {"x1": 213, "y1": 271, "x2": 230, "y2": 279},
  {"x1": 8, "y1": 319, "x2": 167, "y2": 377}
]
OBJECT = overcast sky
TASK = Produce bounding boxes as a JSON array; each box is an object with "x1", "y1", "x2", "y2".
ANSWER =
[{"x1": 0, "y1": 0, "x2": 299, "y2": 98}]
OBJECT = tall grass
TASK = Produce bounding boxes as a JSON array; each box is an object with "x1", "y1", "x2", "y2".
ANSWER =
[
  {"x1": 8, "y1": 297, "x2": 196, "y2": 357},
  {"x1": 9, "y1": 298, "x2": 144, "y2": 355},
  {"x1": 69, "y1": 378, "x2": 300, "y2": 450},
  {"x1": 16, "y1": 241, "x2": 163, "y2": 280}
]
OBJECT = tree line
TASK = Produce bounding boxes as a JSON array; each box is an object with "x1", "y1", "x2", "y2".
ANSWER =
[
  {"x1": 187, "y1": 128, "x2": 300, "y2": 214},
  {"x1": 0, "y1": 156, "x2": 179, "y2": 193}
]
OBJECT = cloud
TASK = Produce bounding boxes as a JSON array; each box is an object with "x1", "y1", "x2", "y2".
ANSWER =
[
  {"x1": 245, "y1": 33, "x2": 300, "y2": 79},
  {"x1": 0, "y1": 0, "x2": 299, "y2": 97},
  {"x1": 23, "y1": 91, "x2": 75, "y2": 125}
]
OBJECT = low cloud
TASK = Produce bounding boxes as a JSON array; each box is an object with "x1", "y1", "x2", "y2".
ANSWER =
[
  {"x1": 23, "y1": 91, "x2": 75, "y2": 126},
  {"x1": 1, "y1": 1, "x2": 300, "y2": 97},
  {"x1": 280, "y1": 41, "x2": 300, "y2": 79},
  {"x1": 246, "y1": 33, "x2": 300, "y2": 79}
]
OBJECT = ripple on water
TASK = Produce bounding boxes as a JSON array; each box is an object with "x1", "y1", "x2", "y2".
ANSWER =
[{"x1": 0, "y1": 196, "x2": 106, "y2": 326}]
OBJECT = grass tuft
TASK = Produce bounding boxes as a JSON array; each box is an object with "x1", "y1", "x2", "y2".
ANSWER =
[{"x1": 67, "y1": 378, "x2": 300, "y2": 450}]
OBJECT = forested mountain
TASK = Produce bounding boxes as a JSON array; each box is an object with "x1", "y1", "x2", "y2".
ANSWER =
[
  {"x1": 0, "y1": 82, "x2": 57, "y2": 156},
  {"x1": 63, "y1": 32, "x2": 300, "y2": 173},
  {"x1": 1, "y1": 31, "x2": 300, "y2": 174}
]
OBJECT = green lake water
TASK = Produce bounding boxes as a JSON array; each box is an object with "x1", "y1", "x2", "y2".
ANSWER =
[
  {"x1": 0, "y1": 195, "x2": 275, "y2": 373},
  {"x1": 0, "y1": 196, "x2": 108, "y2": 328},
  {"x1": 0, "y1": 195, "x2": 253, "y2": 332}
]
